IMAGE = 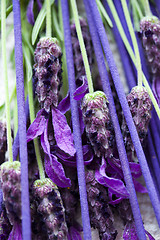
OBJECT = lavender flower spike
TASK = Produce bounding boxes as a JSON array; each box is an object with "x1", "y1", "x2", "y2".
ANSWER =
[
  {"x1": 88, "y1": 0, "x2": 160, "y2": 228},
  {"x1": 61, "y1": 1, "x2": 91, "y2": 239},
  {"x1": 12, "y1": 0, "x2": 31, "y2": 239}
]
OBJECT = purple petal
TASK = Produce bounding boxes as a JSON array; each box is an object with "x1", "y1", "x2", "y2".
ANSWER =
[
  {"x1": 52, "y1": 107, "x2": 76, "y2": 156},
  {"x1": 123, "y1": 222, "x2": 138, "y2": 240},
  {"x1": 36, "y1": 0, "x2": 42, "y2": 11},
  {"x1": 58, "y1": 93, "x2": 70, "y2": 114},
  {"x1": 133, "y1": 179, "x2": 147, "y2": 193},
  {"x1": 45, "y1": 154, "x2": 71, "y2": 188},
  {"x1": 152, "y1": 76, "x2": 160, "y2": 107},
  {"x1": 69, "y1": 226, "x2": 82, "y2": 240},
  {"x1": 78, "y1": 108, "x2": 85, "y2": 134},
  {"x1": 41, "y1": 119, "x2": 50, "y2": 154},
  {"x1": 73, "y1": 76, "x2": 89, "y2": 101},
  {"x1": 129, "y1": 162, "x2": 142, "y2": 178},
  {"x1": 145, "y1": 230, "x2": 155, "y2": 240},
  {"x1": 95, "y1": 157, "x2": 129, "y2": 198},
  {"x1": 27, "y1": 0, "x2": 35, "y2": 26},
  {"x1": 27, "y1": 109, "x2": 47, "y2": 142},
  {"x1": 53, "y1": 144, "x2": 93, "y2": 167},
  {"x1": 8, "y1": 223, "x2": 22, "y2": 240}
]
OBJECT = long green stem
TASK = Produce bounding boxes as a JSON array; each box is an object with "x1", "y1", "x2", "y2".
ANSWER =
[
  {"x1": 1, "y1": 0, "x2": 13, "y2": 162},
  {"x1": 121, "y1": 0, "x2": 142, "y2": 87},
  {"x1": 46, "y1": 0, "x2": 52, "y2": 37},
  {"x1": 106, "y1": 0, "x2": 160, "y2": 119},
  {"x1": 142, "y1": 0, "x2": 152, "y2": 16},
  {"x1": 23, "y1": 46, "x2": 45, "y2": 180},
  {"x1": 70, "y1": 0, "x2": 94, "y2": 93}
]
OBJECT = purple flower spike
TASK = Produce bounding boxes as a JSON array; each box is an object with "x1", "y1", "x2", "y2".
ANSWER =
[{"x1": 61, "y1": 1, "x2": 92, "y2": 239}]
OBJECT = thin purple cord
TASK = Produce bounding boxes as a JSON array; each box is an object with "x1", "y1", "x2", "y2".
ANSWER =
[
  {"x1": 61, "y1": 1, "x2": 91, "y2": 239},
  {"x1": 12, "y1": 1, "x2": 31, "y2": 239},
  {"x1": 0, "y1": 189, "x2": 3, "y2": 213},
  {"x1": 84, "y1": 1, "x2": 146, "y2": 239},
  {"x1": 88, "y1": 0, "x2": 160, "y2": 228},
  {"x1": 13, "y1": 97, "x2": 29, "y2": 161}
]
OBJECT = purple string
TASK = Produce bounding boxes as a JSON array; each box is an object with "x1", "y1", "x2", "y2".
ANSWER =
[
  {"x1": 12, "y1": 1, "x2": 31, "y2": 239},
  {"x1": 0, "y1": 189, "x2": 3, "y2": 213},
  {"x1": 84, "y1": 1, "x2": 146, "y2": 239},
  {"x1": 12, "y1": 97, "x2": 29, "y2": 161},
  {"x1": 88, "y1": 0, "x2": 160, "y2": 228},
  {"x1": 61, "y1": 1, "x2": 91, "y2": 239}
]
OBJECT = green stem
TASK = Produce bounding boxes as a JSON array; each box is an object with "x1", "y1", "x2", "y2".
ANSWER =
[
  {"x1": 70, "y1": 0, "x2": 94, "y2": 93},
  {"x1": 133, "y1": 0, "x2": 144, "y2": 19},
  {"x1": 106, "y1": 0, "x2": 160, "y2": 120},
  {"x1": 24, "y1": 45, "x2": 45, "y2": 180},
  {"x1": 96, "y1": 0, "x2": 113, "y2": 27},
  {"x1": 1, "y1": 0, "x2": 13, "y2": 162},
  {"x1": 121, "y1": 0, "x2": 142, "y2": 87},
  {"x1": 46, "y1": 0, "x2": 52, "y2": 37},
  {"x1": 142, "y1": 0, "x2": 152, "y2": 16},
  {"x1": 13, "y1": 90, "x2": 18, "y2": 137},
  {"x1": 52, "y1": 6, "x2": 63, "y2": 41}
]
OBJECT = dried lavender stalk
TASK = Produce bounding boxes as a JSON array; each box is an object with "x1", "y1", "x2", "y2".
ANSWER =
[
  {"x1": 70, "y1": 18, "x2": 93, "y2": 79},
  {"x1": 121, "y1": 86, "x2": 152, "y2": 153},
  {"x1": 81, "y1": 91, "x2": 115, "y2": 158},
  {"x1": 0, "y1": 161, "x2": 21, "y2": 225},
  {"x1": 33, "y1": 178, "x2": 68, "y2": 240},
  {"x1": 0, "y1": 121, "x2": 7, "y2": 164},
  {"x1": 140, "y1": 16, "x2": 160, "y2": 76},
  {"x1": 85, "y1": 169, "x2": 117, "y2": 240},
  {"x1": 33, "y1": 37, "x2": 62, "y2": 112}
]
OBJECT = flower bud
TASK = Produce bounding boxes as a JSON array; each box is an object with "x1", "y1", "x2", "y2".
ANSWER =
[
  {"x1": 140, "y1": 16, "x2": 160, "y2": 75},
  {"x1": 33, "y1": 178, "x2": 68, "y2": 240},
  {"x1": 81, "y1": 91, "x2": 115, "y2": 158},
  {"x1": 122, "y1": 86, "x2": 152, "y2": 152},
  {"x1": 85, "y1": 169, "x2": 117, "y2": 240},
  {"x1": 0, "y1": 161, "x2": 21, "y2": 225},
  {"x1": 33, "y1": 37, "x2": 62, "y2": 112}
]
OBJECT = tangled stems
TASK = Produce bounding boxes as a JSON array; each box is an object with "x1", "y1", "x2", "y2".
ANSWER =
[
  {"x1": 12, "y1": 0, "x2": 31, "y2": 239},
  {"x1": 61, "y1": 1, "x2": 92, "y2": 239},
  {"x1": 1, "y1": 0, "x2": 13, "y2": 163}
]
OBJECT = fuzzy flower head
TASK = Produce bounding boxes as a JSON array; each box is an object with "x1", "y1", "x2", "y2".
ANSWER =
[
  {"x1": 33, "y1": 37, "x2": 62, "y2": 112},
  {"x1": 140, "y1": 16, "x2": 160, "y2": 75},
  {"x1": 82, "y1": 91, "x2": 115, "y2": 158}
]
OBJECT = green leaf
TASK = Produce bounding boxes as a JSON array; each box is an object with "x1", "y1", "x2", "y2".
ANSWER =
[
  {"x1": 96, "y1": 0, "x2": 113, "y2": 27},
  {"x1": 0, "y1": 103, "x2": 5, "y2": 118},
  {"x1": 0, "y1": 4, "x2": 13, "y2": 30},
  {"x1": 32, "y1": 0, "x2": 55, "y2": 45}
]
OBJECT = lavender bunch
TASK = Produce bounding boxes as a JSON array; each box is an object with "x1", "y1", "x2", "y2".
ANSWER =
[
  {"x1": 0, "y1": 121, "x2": 7, "y2": 164},
  {"x1": 140, "y1": 16, "x2": 160, "y2": 75},
  {"x1": 70, "y1": 18, "x2": 93, "y2": 79},
  {"x1": 81, "y1": 91, "x2": 115, "y2": 158},
  {"x1": 121, "y1": 86, "x2": 152, "y2": 153},
  {"x1": 0, "y1": 161, "x2": 21, "y2": 225},
  {"x1": 0, "y1": 206, "x2": 12, "y2": 239},
  {"x1": 85, "y1": 169, "x2": 117, "y2": 240},
  {"x1": 33, "y1": 37, "x2": 62, "y2": 112},
  {"x1": 33, "y1": 178, "x2": 68, "y2": 240}
]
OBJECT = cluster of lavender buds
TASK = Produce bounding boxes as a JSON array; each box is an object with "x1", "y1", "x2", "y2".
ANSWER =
[
  {"x1": 140, "y1": 16, "x2": 160, "y2": 76},
  {"x1": 33, "y1": 178, "x2": 68, "y2": 240},
  {"x1": 0, "y1": 161, "x2": 21, "y2": 225},
  {"x1": 85, "y1": 169, "x2": 117, "y2": 240},
  {"x1": 1, "y1": 0, "x2": 160, "y2": 239},
  {"x1": 121, "y1": 86, "x2": 152, "y2": 153},
  {"x1": 33, "y1": 37, "x2": 62, "y2": 112},
  {"x1": 81, "y1": 91, "x2": 115, "y2": 158}
]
